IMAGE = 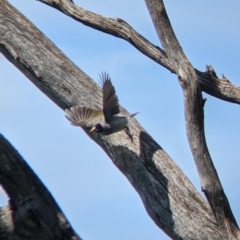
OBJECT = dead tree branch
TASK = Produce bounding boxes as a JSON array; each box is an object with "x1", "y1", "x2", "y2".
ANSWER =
[
  {"x1": 0, "y1": 0, "x2": 227, "y2": 238},
  {"x1": 38, "y1": 0, "x2": 240, "y2": 105},
  {"x1": 144, "y1": 0, "x2": 239, "y2": 238},
  {"x1": 39, "y1": 0, "x2": 172, "y2": 72},
  {"x1": 0, "y1": 134, "x2": 82, "y2": 240},
  {"x1": 197, "y1": 68, "x2": 240, "y2": 104}
]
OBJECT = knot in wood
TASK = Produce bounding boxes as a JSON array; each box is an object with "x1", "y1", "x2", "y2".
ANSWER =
[{"x1": 178, "y1": 72, "x2": 187, "y2": 89}]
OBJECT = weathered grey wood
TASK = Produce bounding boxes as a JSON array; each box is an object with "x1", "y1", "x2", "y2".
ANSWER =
[
  {"x1": 144, "y1": 0, "x2": 240, "y2": 239},
  {"x1": 0, "y1": 0, "x2": 228, "y2": 239},
  {"x1": 39, "y1": 0, "x2": 172, "y2": 72},
  {"x1": 39, "y1": 0, "x2": 240, "y2": 105},
  {"x1": 0, "y1": 134, "x2": 82, "y2": 240},
  {"x1": 197, "y1": 68, "x2": 240, "y2": 104}
]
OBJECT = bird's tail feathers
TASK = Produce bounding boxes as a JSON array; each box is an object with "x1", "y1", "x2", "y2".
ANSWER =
[{"x1": 127, "y1": 112, "x2": 140, "y2": 119}]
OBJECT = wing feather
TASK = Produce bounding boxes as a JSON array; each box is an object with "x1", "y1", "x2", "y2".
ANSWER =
[
  {"x1": 100, "y1": 72, "x2": 120, "y2": 123},
  {"x1": 65, "y1": 106, "x2": 103, "y2": 127}
]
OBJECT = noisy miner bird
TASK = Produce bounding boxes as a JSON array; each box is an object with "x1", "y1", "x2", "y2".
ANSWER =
[{"x1": 65, "y1": 72, "x2": 139, "y2": 141}]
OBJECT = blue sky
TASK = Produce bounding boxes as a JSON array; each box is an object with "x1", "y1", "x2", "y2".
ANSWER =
[{"x1": 0, "y1": 1, "x2": 240, "y2": 239}]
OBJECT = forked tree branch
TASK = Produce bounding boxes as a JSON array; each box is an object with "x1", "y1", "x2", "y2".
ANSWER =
[
  {"x1": 0, "y1": 0, "x2": 227, "y2": 239},
  {"x1": 0, "y1": 134, "x2": 82, "y2": 240},
  {"x1": 144, "y1": 0, "x2": 239, "y2": 238},
  {"x1": 38, "y1": 0, "x2": 240, "y2": 105}
]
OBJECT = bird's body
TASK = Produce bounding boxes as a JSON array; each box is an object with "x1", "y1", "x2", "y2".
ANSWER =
[
  {"x1": 97, "y1": 116, "x2": 127, "y2": 135},
  {"x1": 65, "y1": 72, "x2": 138, "y2": 140}
]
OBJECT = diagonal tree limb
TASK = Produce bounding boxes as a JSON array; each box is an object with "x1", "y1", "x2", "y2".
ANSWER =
[
  {"x1": 40, "y1": 0, "x2": 173, "y2": 72},
  {"x1": 0, "y1": 0, "x2": 227, "y2": 239},
  {"x1": 144, "y1": 0, "x2": 239, "y2": 238},
  {"x1": 38, "y1": 0, "x2": 240, "y2": 105},
  {"x1": 0, "y1": 134, "x2": 82, "y2": 240}
]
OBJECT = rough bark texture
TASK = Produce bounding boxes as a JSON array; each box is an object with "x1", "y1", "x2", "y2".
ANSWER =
[
  {"x1": 0, "y1": 0, "x2": 239, "y2": 239},
  {"x1": 144, "y1": 0, "x2": 240, "y2": 239},
  {"x1": 39, "y1": 0, "x2": 240, "y2": 105}
]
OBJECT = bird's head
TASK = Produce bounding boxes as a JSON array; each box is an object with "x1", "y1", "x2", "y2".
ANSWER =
[{"x1": 89, "y1": 123, "x2": 103, "y2": 133}]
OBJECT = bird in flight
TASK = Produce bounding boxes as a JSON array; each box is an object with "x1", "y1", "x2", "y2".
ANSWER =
[{"x1": 65, "y1": 72, "x2": 139, "y2": 141}]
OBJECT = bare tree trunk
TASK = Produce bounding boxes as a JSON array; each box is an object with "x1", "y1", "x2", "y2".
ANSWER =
[{"x1": 0, "y1": 0, "x2": 239, "y2": 239}]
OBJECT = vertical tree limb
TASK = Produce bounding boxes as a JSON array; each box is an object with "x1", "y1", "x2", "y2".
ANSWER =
[{"x1": 144, "y1": 0, "x2": 239, "y2": 238}]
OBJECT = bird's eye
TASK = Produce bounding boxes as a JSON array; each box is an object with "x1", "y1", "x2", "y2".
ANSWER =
[{"x1": 96, "y1": 124, "x2": 103, "y2": 132}]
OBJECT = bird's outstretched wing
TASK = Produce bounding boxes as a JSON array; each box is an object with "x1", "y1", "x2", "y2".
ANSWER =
[
  {"x1": 100, "y1": 72, "x2": 120, "y2": 123},
  {"x1": 65, "y1": 106, "x2": 103, "y2": 127}
]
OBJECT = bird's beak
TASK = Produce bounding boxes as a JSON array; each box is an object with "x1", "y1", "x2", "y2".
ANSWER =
[{"x1": 89, "y1": 126, "x2": 96, "y2": 133}]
